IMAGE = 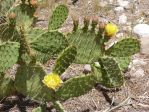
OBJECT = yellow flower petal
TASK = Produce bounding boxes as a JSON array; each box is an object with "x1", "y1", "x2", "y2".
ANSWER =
[
  {"x1": 42, "y1": 73, "x2": 63, "y2": 90},
  {"x1": 105, "y1": 23, "x2": 118, "y2": 37}
]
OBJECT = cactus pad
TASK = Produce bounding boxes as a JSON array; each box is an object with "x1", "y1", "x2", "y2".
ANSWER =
[
  {"x1": 15, "y1": 64, "x2": 53, "y2": 102},
  {"x1": 114, "y1": 57, "x2": 131, "y2": 71},
  {"x1": 0, "y1": 75, "x2": 14, "y2": 99},
  {"x1": 52, "y1": 45, "x2": 77, "y2": 75},
  {"x1": 0, "y1": 24, "x2": 20, "y2": 42},
  {"x1": 10, "y1": 4, "x2": 36, "y2": 32},
  {"x1": 48, "y1": 5, "x2": 69, "y2": 30},
  {"x1": 0, "y1": 0, "x2": 15, "y2": 15},
  {"x1": 32, "y1": 107, "x2": 42, "y2": 112},
  {"x1": 99, "y1": 57, "x2": 124, "y2": 88},
  {"x1": 27, "y1": 28, "x2": 46, "y2": 43},
  {"x1": 31, "y1": 31, "x2": 68, "y2": 56},
  {"x1": 106, "y1": 38, "x2": 140, "y2": 57},
  {"x1": 0, "y1": 42, "x2": 20, "y2": 73},
  {"x1": 68, "y1": 27, "x2": 102, "y2": 64},
  {"x1": 56, "y1": 74, "x2": 96, "y2": 100}
]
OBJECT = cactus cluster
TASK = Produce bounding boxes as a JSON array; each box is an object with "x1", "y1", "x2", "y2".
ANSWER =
[{"x1": 0, "y1": 1, "x2": 141, "y2": 112}]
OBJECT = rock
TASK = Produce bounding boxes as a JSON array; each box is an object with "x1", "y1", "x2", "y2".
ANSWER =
[
  {"x1": 131, "y1": 68, "x2": 145, "y2": 78},
  {"x1": 140, "y1": 37, "x2": 149, "y2": 54},
  {"x1": 132, "y1": 59, "x2": 147, "y2": 66},
  {"x1": 118, "y1": 14, "x2": 127, "y2": 24},
  {"x1": 116, "y1": 33, "x2": 124, "y2": 38},
  {"x1": 133, "y1": 24, "x2": 149, "y2": 54},
  {"x1": 83, "y1": 64, "x2": 91, "y2": 74},
  {"x1": 133, "y1": 24, "x2": 149, "y2": 38},
  {"x1": 129, "y1": 58, "x2": 147, "y2": 69},
  {"x1": 99, "y1": 1, "x2": 108, "y2": 7},
  {"x1": 114, "y1": 7, "x2": 124, "y2": 12},
  {"x1": 118, "y1": 0, "x2": 129, "y2": 8}
]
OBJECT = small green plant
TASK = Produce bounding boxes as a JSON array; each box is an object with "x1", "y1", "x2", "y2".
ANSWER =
[{"x1": 0, "y1": 1, "x2": 141, "y2": 112}]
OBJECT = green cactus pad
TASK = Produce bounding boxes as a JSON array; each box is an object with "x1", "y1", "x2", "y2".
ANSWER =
[
  {"x1": 0, "y1": 0, "x2": 15, "y2": 15},
  {"x1": 92, "y1": 66, "x2": 102, "y2": 82},
  {"x1": 31, "y1": 31, "x2": 68, "y2": 56},
  {"x1": 15, "y1": 64, "x2": 53, "y2": 102},
  {"x1": 0, "y1": 75, "x2": 14, "y2": 99},
  {"x1": 114, "y1": 57, "x2": 131, "y2": 71},
  {"x1": 99, "y1": 57, "x2": 124, "y2": 88},
  {"x1": 56, "y1": 74, "x2": 96, "y2": 100},
  {"x1": 32, "y1": 107, "x2": 42, "y2": 112},
  {"x1": 48, "y1": 5, "x2": 69, "y2": 30},
  {"x1": 68, "y1": 28, "x2": 102, "y2": 64},
  {"x1": 10, "y1": 4, "x2": 36, "y2": 32},
  {"x1": 0, "y1": 42, "x2": 20, "y2": 73},
  {"x1": 106, "y1": 38, "x2": 140, "y2": 57},
  {"x1": 35, "y1": 51, "x2": 51, "y2": 64},
  {"x1": 27, "y1": 28, "x2": 47, "y2": 43},
  {"x1": 21, "y1": 50, "x2": 50, "y2": 64},
  {"x1": 52, "y1": 45, "x2": 77, "y2": 75},
  {"x1": 0, "y1": 24, "x2": 20, "y2": 42}
]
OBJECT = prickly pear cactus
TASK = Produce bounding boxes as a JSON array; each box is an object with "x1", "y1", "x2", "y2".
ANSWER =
[
  {"x1": 10, "y1": 3, "x2": 36, "y2": 33},
  {"x1": 32, "y1": 107, "x2": 42, "y2": 112},
  {"x1": 0, "y1": 15, "x2": 20, "y2": 42},
  {"x1": 106, "y1": 38, "x2": 140, "y2": 57},
  {"x1": 114, "y1": 57, "x2": 131, "y2": 71},
  {"x1": 0, "y1": 42, "x2": 20, "y2": 73},
  {"x1": 98, "y1": 57, "x2": 124, "y2": 88},
  {"x1": 31, "y1": 31, "x2": 68, "y2": 55},
  {"x1": 67, "y1": 18, "x2": 102, "y2": 64},
  {"x1": 106, "y1": 37, "x2": 140, "y2": 71},
  {"x1": 15, "y1": 63, "x2": 53, "y2": 102},
  {"x1": 0, "y1": 0, "x2": 16, "y2": 15},
  {"x1": 52, "y1": 45, "x2": 77, "y2": 75},
  {"x1": 56, "y1": 74, "x2": 96, "y2": 100},
  {"x1": 0, "y1": 75, "x2": 15, "y2": 99},
  {"x1": 48, "y1": 5, "x2": 69, "y2": 30}
]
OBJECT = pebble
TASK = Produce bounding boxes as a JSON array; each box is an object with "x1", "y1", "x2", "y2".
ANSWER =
[
  {"x1": 83, "y1": 64, "x2": 91, "y2": 74},
  {"x1": 118, "y1": 14, "x2": 127, "y2": 24},
  {"x1": 118, "y1": 0, "x2": 129, "y2": 8},
  {"x1": 133, "y1": 24, "x2": 149, "y2": 54},
  {"x1": 133, "y1": 24, "x2": 149, "y2": 38},
  {"x1": 131, "y1": 68, "x2": 145, "y2": 78},
  {"x1": 114, "y1": 6, "x2": 124, "y2": 12}
]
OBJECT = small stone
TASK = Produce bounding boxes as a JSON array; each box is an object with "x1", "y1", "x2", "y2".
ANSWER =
[
  {"x1": 132, "y1": 59, "x2": 147, "y2": 66},
  {"x1": 118, "y1": 14, "x2": 127, "y2": 24},
  {"x1": 83, "y1": 64, "x2": 91, "y2": 74},
  {"x1": 133, "y1": 24, "x2": 149, "y2": 54},
  {"x1": 131, "y1": 68, "x2": 145, "y2": 78},
  {"x1": 118, "y1": 0, "x2": 129, "y2": 8},
  {"x1": 116, "y1": 33, "x2": 124, "y2": 38},
  {"x1": 133, "y1": 24, "x2": 149, "y2": 38},
  {"x1": 114, "y1": 7, "x2": 124, "y2": 12},
  {"x1": 99, "y1": 1, "x2": 108, "y2": 7}
]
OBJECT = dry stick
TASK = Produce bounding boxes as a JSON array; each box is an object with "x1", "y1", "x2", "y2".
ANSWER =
[{"x1": 101, "y1": 96, "x2": 132, "y2": 112}]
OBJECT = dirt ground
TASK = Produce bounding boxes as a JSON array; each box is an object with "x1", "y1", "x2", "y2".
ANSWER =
[{"x1": 0, "y1": 0, "x2": 149, "y2": 112}]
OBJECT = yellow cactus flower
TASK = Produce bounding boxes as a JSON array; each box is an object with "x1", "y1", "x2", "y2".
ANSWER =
[
  {"x1": 42, "y1": 73, "x2": 63, "y2": 90},
  {"x1": 105, "y1": 23, "x2": 118, "y2": 37}
]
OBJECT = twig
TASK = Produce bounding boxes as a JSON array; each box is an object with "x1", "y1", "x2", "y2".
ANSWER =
[{"x1": 101, "y1": 97, "x2": 132, "y2": 112}]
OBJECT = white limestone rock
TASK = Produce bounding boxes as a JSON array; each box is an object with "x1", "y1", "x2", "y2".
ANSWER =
[
  {"x1": 133, "y1": 24, "x2": 149, "y2": 54},
  {"x1": 133, "y1": 24, "x2": 149, "y2": 38}
]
